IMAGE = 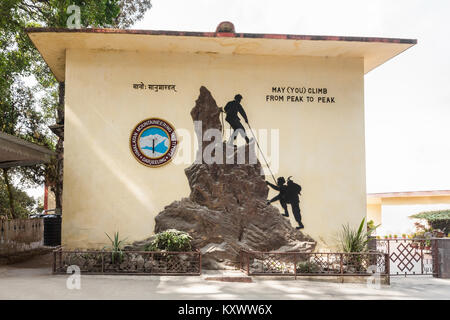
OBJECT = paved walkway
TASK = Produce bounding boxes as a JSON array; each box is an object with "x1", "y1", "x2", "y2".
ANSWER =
[{"x1": 0, "y1": 254, "x2": 449, "y2": 300}]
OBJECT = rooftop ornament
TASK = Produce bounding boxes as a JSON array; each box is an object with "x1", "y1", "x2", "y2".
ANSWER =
[{"x1": 216, "y1": 21, "x2": 235, "y2": 33}]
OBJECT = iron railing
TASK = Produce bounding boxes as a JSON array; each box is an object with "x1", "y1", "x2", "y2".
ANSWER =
[
  {"x1": 53, "y1": 247, "x2": 201, "y2": 275},
  {"x1": 374, "y1": 238, "x2": 440, "y2": 276},
  {"x1": 239, "y1": 250, "x2": 390, "y2": 283}
]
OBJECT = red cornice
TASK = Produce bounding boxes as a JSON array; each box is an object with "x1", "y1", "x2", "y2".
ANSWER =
[{"x1": 25, "y1": 27, "x2": 418, "y2": 45}]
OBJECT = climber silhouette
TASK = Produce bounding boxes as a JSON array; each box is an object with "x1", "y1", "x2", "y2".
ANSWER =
[
  {"x1": 267, "y1": 176, "x2": 304, "y2": 229},
  {"x1": 222, "y1": 94, "x2": 251, "y2": 144},
  {"x1": 266, "y1": 177, "x2": 289, "y2": 217}
]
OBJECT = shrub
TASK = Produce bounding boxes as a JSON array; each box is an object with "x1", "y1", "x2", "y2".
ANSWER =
[
  {"x1": 104, "y1": 232, "x2": 127, "y2": 264},
  {"x1": 145, "y1": 229, "x2": 193, "y2": 252},
  {"x1": 338, "y1": 217, "x2": 374, "y2": 253},
  {"x1": 410, "y1": 210, "x2": 450, "y2": 233},
  {"x1": 296, "y1": 261, "x2": 320, "y2": 273}
]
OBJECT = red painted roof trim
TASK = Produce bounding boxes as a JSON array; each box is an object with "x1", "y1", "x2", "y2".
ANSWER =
[
  {"x1": 368, "y1": 190, "x2": 450, "y2": 198},
  {"x1": 25, "y1": 27, "x2": 417, "y2": 45}
]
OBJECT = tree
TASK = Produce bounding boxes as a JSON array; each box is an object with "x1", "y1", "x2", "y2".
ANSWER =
[
  {"x1": 0, "y1": 71, "x2": 52, "y2": 218},
  {"x1": 0, "y1": 0, "x2": 152, "y2": 217},
  {"x1": 410, "y1": 210, "x2": 450, "y2": 234},
  {"x1": 0, "y1": 178, "x2": 37, "y2": 219}
]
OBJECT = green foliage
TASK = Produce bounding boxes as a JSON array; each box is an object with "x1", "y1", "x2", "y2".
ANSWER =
[
  {"x1": 104, "y1": 232, "x2": 127, "y2": 264},
  {"x1": 410, "y1": 210, "x2": 450, "y2": 221},
  {"x1": 338, "y1": 217, "x2": 374, "y2": 253},
  {"x1": 0, "y1": 0, "x2": 152, "y2": 212},
  {"x1": 0, "y1": 177, "x2": 37, "y2": 218},
  {"x1": 410, "y1": 210, "x2": 450, "y2": 233},
  {"x1": 366, "y1": 219, "x2": 380, "y2": 233},
  {"x1": 145, "y1": 229, "x2": 193, "y2": 252},
  {"x1": 296, "y1": 261, "x2": 320, "y2": 273}
]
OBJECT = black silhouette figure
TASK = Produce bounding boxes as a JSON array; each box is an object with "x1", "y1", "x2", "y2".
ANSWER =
[
  {"x1": 286, "y1": 177, "x2": 304, "y2": 229},
  {"x1": 267, "y1": 176, "x2": 304, "y2": 229},
  {"x1": 223, "y1": 94, "x2": 251, "y2": 144},
  {"x1": 266, "y1": 177, "x2": 289, "y2": 217}
]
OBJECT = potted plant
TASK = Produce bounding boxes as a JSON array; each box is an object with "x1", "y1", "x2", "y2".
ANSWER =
[
  {"x1": 384, "y1": 235, "x2": 388, "y2": 239},
  {"x1": 402, "y1": 233, "x2": 406, "y2": 239},
  {"x1": 424, "y1": 240, "x2": 431, "y2": 250},
  {"x1": 419, "y1": 241, "x2": 425, "y2": 250},
  {"x1": 409, "y1": 233, "x2": 417, "y2": 248},
  {"x1": 393, "y1": 234, "x2": 398, "y2": 239},
  {"x1": 432, "y1": 229, "x2": 445, "y2": 238},
  {"x1": 388, "y1": 234, "x2": 392, "y2": 239}
]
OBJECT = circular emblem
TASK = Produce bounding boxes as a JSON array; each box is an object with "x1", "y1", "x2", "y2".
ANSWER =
[{"x1": 130, "y1": 118, "x2": 177, "y2": 167}]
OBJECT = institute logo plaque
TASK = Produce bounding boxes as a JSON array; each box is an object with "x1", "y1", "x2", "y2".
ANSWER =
[{"x1": 130, "y1": 118, "x2": 177, "y2": 167}]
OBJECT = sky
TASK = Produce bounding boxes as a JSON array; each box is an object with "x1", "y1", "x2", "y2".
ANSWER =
[{"x1": 131, "y1": 0, "x2": 450, "y2": 193}]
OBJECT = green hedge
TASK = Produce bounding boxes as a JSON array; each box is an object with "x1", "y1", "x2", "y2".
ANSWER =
[{"x1": 410, "y1": 210, "x2": 450, "y2": 233}]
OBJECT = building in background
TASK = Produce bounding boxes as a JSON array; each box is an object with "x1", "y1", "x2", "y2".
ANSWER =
[{"x1": 367, "y1": 190, "x2": 450, "y2": 235}]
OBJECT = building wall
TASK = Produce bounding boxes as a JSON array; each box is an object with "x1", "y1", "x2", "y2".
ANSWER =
[
  {"x1": 367, "y1": 203, "x2": 382, "y2": 226},
  {"x1": 0, "y1": 219, "x2": 43, "y2": 254},
  {"x1": 372, "y1": 196, "x2": 450, "y2": 236},
  {"x1": 63, "y1": 48, "x2": 366, "y2": 250}
]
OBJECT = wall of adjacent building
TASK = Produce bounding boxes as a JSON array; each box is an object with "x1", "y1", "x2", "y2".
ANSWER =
[
  {"x1": 0, "y1": 219, "x2": 43, "y2": 255},
  {"x1": 367, "y1": 203, "x2": 382, "y2": 226},
  {"x1": 374, "y1": 196, "x2": 450, "y2": 236},
  {"x1": 63, "y1": 47, "x2": 366, "y2": 250}
]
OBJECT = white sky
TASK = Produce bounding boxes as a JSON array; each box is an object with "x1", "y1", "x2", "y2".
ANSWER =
[{"x1": 131, "y1": 0, "x2": 450, "y2": 193}]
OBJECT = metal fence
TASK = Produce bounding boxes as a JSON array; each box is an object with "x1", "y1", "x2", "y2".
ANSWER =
[
  {"x1": 239, "y1": 250, "x2": 389, "y2": 283},
  {"x1": 53, "y1": 247, "x2": 201, "y2": 275},
  {"x1": 375, "y1": 238, "x2": 439, "y2": 276}
]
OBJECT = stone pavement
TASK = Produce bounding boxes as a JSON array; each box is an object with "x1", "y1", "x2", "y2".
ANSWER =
[{"x1": 0, "y1": 254, "x2": 448, "y2": 300}]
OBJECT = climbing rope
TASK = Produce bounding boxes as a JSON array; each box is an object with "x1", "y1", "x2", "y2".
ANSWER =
[
  {"x1": 246, "y1": 123, "x2": 277, "y2": 184},
  {"x1": 220, "y1": 107, "x2": 225, "y2": 138},
  {"x1": 221, "y1": 107, "x2": 277, "y2": 184}
]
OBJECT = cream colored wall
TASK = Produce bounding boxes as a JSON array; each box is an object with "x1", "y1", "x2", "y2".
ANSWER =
[
  {"x1": 376, "y1": 196, "x2": 450, "y2": 236},
  {"x1": 367, "y1": 204, "x2": 382, "y2": 226},
  {"x1": 63, "y1": 48, "x2": 366, "y2": 249}
]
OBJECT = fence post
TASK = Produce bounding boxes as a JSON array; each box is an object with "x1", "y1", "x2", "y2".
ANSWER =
[
  {"x1": 53, "y1": 249, "x2": 57, "y2": 273},
  {"x1": 198, "y1": 250, "x2": 202, "y2": 275},
  {"x1": 385, "y1": 253, "x2": 390, "y2": 285},
  {"x1": 239, "y1": 251, "x2": 242, "y2": 272},
  {"x1": 247, "y1": 252, "x2": 250, "y2": 275},
  {"x1": 101, "y1": 251, "x2": 104, "y2": 273},
  {"x1": 432, "y1": 238, "x2": 440, "y2": 278},
  {"x1": 58, "y1": 247, "x2": 62, "y2": 270},
  {"x1": 294, "y1": 253, "x2": 297, "y2": 280},
  {"x1": 421, "y1": 243, "x2": 424, "y2": 275}
]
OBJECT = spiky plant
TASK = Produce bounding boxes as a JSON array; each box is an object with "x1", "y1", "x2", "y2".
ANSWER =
[
  {"x1": 105, "y1": 232, "x2": 127, "y2": 264},
  {"x1": 338, "y1": 218, "x2": 380, "y2": 272},
  {"x1": 338, "y1": 217, "x2": 376, "y2": 253}
]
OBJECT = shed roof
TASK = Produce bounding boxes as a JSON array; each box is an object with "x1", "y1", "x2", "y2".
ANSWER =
[
  {"x1": 26, "y1": 27, "x2": 417, "y2": 82},
  {"x1": 0, "y1": 132, "x2": 55, "y2": 168}
]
